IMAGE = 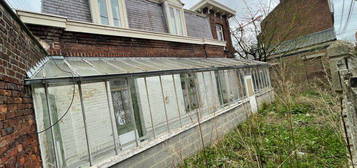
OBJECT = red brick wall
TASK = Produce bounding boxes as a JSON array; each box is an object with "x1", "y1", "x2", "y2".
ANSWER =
[
  {"x1": 261, "y1": 0, "x2": 333, "y2": 46},
  {"x1": 26, "y1": 24, "x2": 227, "y2": 58},
  {"x1": 0, "y1": 1, "x2": 47, "y2": 167},
  {"x1": 206, "y1": 11, "x2": 235, "y2": 58}
]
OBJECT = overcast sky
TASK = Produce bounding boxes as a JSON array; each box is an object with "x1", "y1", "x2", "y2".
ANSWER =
[{"x1": 5, "y1": 0, "x2": 357, "y2": 42}]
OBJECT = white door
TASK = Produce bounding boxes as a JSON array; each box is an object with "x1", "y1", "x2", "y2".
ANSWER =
[{"x1": 244, "y1": 75, "x2": 258, "y2": 113}]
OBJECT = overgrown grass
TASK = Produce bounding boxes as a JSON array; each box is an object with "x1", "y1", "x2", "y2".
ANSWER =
[{"x1": 180, "y1": 87, "x2": 348, "y2": 168}]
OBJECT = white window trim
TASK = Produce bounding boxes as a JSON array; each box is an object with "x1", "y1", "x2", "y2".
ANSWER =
[
  {"x1": 89, "y1": 0, "x2": 129, "y2": 28},
  {"x1": 163, "y1": 1, "x2": 188, "y2": 36},
  {"x1": 216, "y1": 24, "x2": 224, "y2": 41},
  {"x1": 17, "y1": 10, "x2": 226, "y2": 47}
]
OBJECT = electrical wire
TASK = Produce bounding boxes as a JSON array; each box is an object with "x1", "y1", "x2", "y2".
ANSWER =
[
  {"x1": 36, "y1": 60, "x2": 77, "y2": 134},
  {"x1": 340, "y1": 0, "x2": 355, "y2": 34},
  {"x1": 338, "y1": 0, "x2": 346, "y2": 33}
]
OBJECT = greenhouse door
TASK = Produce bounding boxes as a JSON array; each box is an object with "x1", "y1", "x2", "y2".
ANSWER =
[{"x1": 244, "y1": 75, "x2": 258, "y2": 113}]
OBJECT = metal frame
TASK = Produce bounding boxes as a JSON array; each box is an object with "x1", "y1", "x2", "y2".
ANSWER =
[
  {"x1": 77, "y1": 81, "x2": 93, "y2": 166},
  {"x1": 33, "y1": 65, "x2": 273, "y2": 168},
  {"x1": 26, "y1": 64, "x2": 269, "y2": 85},
  {"x1": 43, "y1": 83, "x2": 59, "y2": 168}
]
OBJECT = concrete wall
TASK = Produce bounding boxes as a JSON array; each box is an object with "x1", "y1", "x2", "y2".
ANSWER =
[{"x1": 111, "y1": 89, "x2": 274, "y2": 168}]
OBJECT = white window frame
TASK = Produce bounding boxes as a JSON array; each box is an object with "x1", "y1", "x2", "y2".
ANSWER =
[
  {"x1": 163, "y1": 1, "x2": 187, "y2": 36},
  {"x1": 216, "y1": 24, "x2": 224, "y2": 41},
  {"x1": 89, "y1": 0, "x2": 129, "y2": 28}
]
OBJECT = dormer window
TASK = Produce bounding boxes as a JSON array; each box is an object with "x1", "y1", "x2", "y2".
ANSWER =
[
  {"x1": 90, "y1": 0, "x2": 129, "y2": 28},
  {"x1": 216, "y1": 24, "x2": 224, "y2": 41},
  {"x1": 169, "y1": 7, "x2": 184, "y2": 35},
  {"x1": 163, "y1": 0, "x2": 187, "y2": 36}
]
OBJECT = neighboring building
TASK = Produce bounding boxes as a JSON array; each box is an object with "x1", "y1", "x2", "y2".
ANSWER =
[
  {"x1": 260, "y1": 0, "x2": 336, "y2": 80},
  {"x1": 0, "y1": 0, "x2": 274, "y2": 168}
]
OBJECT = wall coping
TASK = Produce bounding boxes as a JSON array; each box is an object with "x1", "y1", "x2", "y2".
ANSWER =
[{"x1": 17, "y1": 10, "x2": 227, "y2": 47}]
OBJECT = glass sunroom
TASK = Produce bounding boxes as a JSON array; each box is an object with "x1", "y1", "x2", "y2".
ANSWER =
[{"x1": 27, "y1": 57, "x2": 271, "y2": 168}]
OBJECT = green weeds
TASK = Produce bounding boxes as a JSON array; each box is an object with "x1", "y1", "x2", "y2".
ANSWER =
[{"x1": 181, "y1": 90, "x2": 348, "y2": 168}]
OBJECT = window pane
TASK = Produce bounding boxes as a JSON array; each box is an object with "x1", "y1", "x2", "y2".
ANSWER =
[
  {"x1": 228, "y1": 70, "x2": 240, "y2": 101},
  {"x1": 33, "y1": 87, "x2": 57, "y2": 168},
  {"x1": 180, "y1": 73, "x2": 199, "y2": 112},
  {"x1": 47, "y1": 84, "x2": 90, "y2": 168},
  {"x1": 110, "y1": 79, "x2": 138, "y2": 149},
  {"x1": 215, "y1": 71, "x2": 229, "y2": 105},
  {"x1": 110, "y1": 0, "x2": 121, "y2": 27},
  {"x1": 170, "y1": 7, "x2": 177, "y2": 35},
  {"x1": 98, "y1": 0, "x2": 109, "y2": 25},
  {"x1": 216, "y1": 24, "x2": 224, "y2": 41},
  {"x1": 175, "y1": 8, "x2": 183, "y2": 35},
  {"x1": 81, "y1": 82, "x2": 115, "y2": 164}
]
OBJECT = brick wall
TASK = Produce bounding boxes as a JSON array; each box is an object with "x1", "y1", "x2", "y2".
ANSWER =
[
  {"x1": 0, "y1": 1, "x2": 47, "y2": 168},
  {"x1": 261, "y1": 0, "x2": 333, "y2": 47},
  {"x1": 27, "y1": 24, "x2": 226, "y2": 58},
  {"x1": 207, "y1": 12, "x2": 235, "y2": 58}
]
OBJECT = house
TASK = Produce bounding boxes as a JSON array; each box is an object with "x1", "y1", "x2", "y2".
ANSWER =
[
  {"x1": 0, "y1": 0, "x2": 274, "y2": 168},
  {"x1": 260, "y1": 0, "x2": 336, "y2": 80}
]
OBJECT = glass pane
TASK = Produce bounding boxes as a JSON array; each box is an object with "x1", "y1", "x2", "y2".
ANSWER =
[
  {"x1": 170, "y1": 7, "x2": 177, "y2": 35},
  {"x1": 85, "y1": 60, "x2": 123, "y2": 74},
  {"x1": 35, "y1": 60, "x2": 74, "y2": 79},
  {"x1": 180, "y1": 73, "x2": 199, "y2": 113},
  {"x1": 161, "y1": 75, "x2": 182, "y2": 131},
  {"x1": 33, "y1": 87, "x2": 57, "y2": 168},
  {"x1": 175, "y1": 8, "x2": 183, "y2": 35},
  {"x1": 81, "y1": 82, "x2": 116, "y2": 164},
  {"x1": 215, "y1": 71, "x2": 229, "y2": 105},
  {"x1": 98, "y1": 0, "x2": 109, "y2": 25},
  {"x1": 110, "y1": 0, "x2": 121, "y2": 27},
  {"x1": 228, "y1": 70, "x2": 240, "y2": 101},
  {"x1": 110, "y1": 79, "x2": 137, "y2": 149},
  {"x1": 142, "y1": 77, "x2": 169, "y2": 135},
  {"x1": 65, "y1": 60, "x2": 100, "y2": 76},
  {"x1": 47, "y1": 84, "x2": 90, "y2": 168}
]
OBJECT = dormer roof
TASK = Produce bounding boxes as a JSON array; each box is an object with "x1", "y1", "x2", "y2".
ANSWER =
[{"x1": 190, "y1": 0, "x2": 236, "y2": 18}]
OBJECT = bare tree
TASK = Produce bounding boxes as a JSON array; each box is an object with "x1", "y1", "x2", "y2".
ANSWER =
[{"x1": 230, "y1": 0, "x2": 318, "y2": 61}]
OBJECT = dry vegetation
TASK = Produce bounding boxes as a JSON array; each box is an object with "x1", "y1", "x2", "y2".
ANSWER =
[{"x1": 180, "y1": 63, "x2": 349, "y2": 168}]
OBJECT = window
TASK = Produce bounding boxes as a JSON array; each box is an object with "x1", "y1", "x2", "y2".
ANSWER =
[
  {"x1": 169, "y1": 7, "x2": 184, "y2": 35},
  {"x1": 90, "y1": 0, "x2": 128, "y2": 27},
  {"x1": 216, "y1": 24, "x2": 224, "y2": 41},
  {"x1": 163, "y1": 1, "x2": 187, "y2": 36},
  {"x1": 180, "y1": 73, "x2": 199, "y2": 112},
  {"x1": 215, "y1": 70, "x2": 230, "y2": 105}
]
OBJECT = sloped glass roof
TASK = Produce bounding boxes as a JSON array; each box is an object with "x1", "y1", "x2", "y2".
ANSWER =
[{"x1": 27, "y1": 57, "x2": 268, "y2": 84}]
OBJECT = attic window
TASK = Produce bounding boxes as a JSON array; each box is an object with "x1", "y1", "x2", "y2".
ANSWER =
[
  {"x1": 163, "y1": 1, "x2": 187, "y2": 36},
  {"x1": 90, "y1": 0, "x2": 128, "y2": 28}
]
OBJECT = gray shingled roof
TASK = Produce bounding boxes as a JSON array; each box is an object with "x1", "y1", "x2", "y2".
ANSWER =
[{"x1": 272, "y1": 28, "x2": 336, "y2": 54}]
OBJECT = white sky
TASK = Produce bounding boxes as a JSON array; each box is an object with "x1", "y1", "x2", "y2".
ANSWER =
[{"x1": 5, "y1": 0, "x2": 357, "y2": 42}]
